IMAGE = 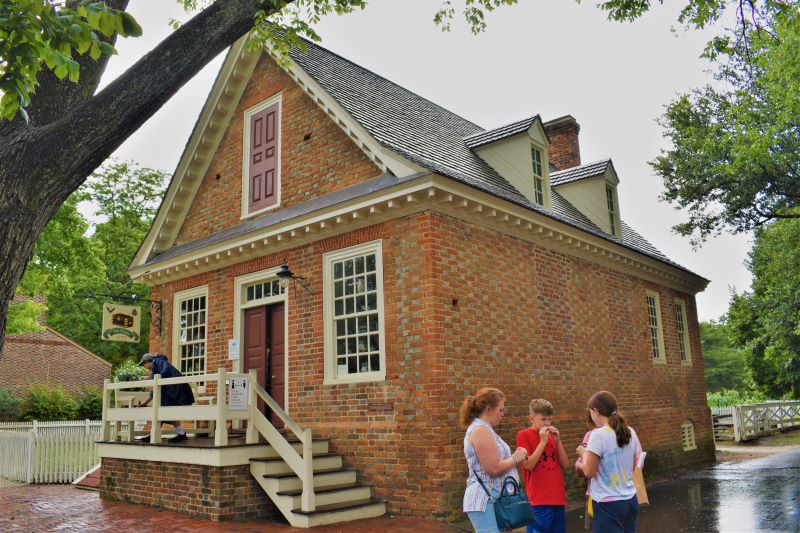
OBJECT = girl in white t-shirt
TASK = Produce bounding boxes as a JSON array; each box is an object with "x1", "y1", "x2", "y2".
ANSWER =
[{"x1": 576, "y1": 391, "x2": 641, "y2": 533}]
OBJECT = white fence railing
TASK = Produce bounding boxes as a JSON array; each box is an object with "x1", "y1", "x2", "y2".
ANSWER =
[
  {"x1": 0, "y1": 419, "x2": 101, "y2": 435},
  {"x1": 0, "y1": 429, "x2": 100, "y2": 483},
  {"x1": 711, "y1": 401, "x2": 800, "y2": 442}
]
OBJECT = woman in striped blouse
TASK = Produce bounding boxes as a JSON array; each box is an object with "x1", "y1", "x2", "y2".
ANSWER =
[{"x1": 462, "y1": 387, "x2": 529, "y2": 533}]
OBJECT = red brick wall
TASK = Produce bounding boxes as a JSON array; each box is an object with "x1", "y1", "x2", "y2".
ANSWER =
[
  {"x1": 0, "y1": 328, "x2": 111, "y2": 396},
  {"x1": 100, "y1": 457, "x2": 279, "y2": 521},
  {"x1": 148, "y1": 211, "x2": 712, "y2": 520},
  {"x1": 543, "y1": 115, "x2": 581, "y2": 171},
  {"x1": 175, "y1": 53, "x2": 382, "y2": 245}
]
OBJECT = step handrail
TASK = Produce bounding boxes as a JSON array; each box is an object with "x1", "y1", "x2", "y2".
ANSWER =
[{"x1": 248, "y1": 370, "x2": 315, "y2": 512}]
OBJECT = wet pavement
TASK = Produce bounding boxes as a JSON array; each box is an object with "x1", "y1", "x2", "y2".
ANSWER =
[
  {"x1": 566, "y1": 447, "x2": 800, "y2": 533},
  {"x1": 0, "y1": 483, "x2": 462, "y2": 532},
  {"x1": 1, "y1": 448, "x2": 798, "y2": 532}
]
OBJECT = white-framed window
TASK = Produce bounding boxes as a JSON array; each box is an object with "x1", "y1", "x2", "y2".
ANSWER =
[
  {"x1": 242, "y1": 93, "x2": 282, "y2": 218},
  {"x1": 646, "y1": 290, "x2": 666, "y2": 363},
  {"x1": 681, "y1": 420, "x2": 697, "y2": 451},
  {"x1": 172, "y1": 286, "x2": 208, "y2": 377},
  {"x1": 606, "y1": 185, "x2": 617, "y2": 237},
  {"x1": 531, "y1": 146, "x2": 545, "y2": 206},
  {"x1": 323, "y1": 240, "x2": 386, "y2": 384},
  {"x1": 675, "y1": 298, "x2": 692, "y2": 365}
]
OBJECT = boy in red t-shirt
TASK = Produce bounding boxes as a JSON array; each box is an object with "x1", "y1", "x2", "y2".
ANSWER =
[{"x1": 516, "y1": 399, "x2": 570, "y2": 533}]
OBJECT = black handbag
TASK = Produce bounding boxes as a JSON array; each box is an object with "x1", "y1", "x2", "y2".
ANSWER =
[{"x1": 473, "y1": 469, "x2": 538, "y2": 531}]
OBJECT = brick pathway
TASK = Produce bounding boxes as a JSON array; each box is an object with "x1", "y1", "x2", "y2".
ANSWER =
[{"x1": 0, "y1": 485, "x2": 465, "y2": 532}]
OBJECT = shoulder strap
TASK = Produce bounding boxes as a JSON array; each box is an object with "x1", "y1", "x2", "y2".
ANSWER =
[{"x1": 472, "y1": 469, "x2": 495, "y2": 501}]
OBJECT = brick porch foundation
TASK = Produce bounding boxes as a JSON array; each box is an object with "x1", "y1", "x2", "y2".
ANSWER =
[{"x1": 100, "y1": 457, "x2": 280, "y2": 522}]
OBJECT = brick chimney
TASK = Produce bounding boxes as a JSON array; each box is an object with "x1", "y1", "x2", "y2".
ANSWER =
[{"x1": 543, "y1": 115, "x2": 581, "y2": 171}]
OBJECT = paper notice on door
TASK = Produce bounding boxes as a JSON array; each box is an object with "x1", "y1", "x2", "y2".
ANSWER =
[{"x1": 228, "y1": 339, "x2": 240, "y2": 360}]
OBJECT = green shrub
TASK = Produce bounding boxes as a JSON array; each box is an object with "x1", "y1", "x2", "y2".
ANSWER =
[
  {"x1": 75, "y1": 387, "x2": 103, "y2": 420},
  {"x1": 0, "y1": 387, "x2": 23, "y2": 420},
  {"x1": 113, "y1": 358, "x2": 148, "y2": 383},
  {"x1": 707, "y1": 388, "x2": 767, "y2": 407},
  {"x1": 21, "y1": 385, "x2": 79, "y2": 421}
]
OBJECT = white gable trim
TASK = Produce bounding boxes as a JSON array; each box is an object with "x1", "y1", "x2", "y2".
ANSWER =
[
  {"x1": 131, "y1": 35, "x2": 422, "y2": 271},
  {"x1": 262, "y1": 44, "x2": 421, "y2": 179},
  {"x1": 132, "y1": 37, "x2": 259, "y2": 267}
]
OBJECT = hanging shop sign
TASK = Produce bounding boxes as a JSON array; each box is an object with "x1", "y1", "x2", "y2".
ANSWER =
[{"x1": 101, "y1": 303, "x2": 141, "y2": 343}]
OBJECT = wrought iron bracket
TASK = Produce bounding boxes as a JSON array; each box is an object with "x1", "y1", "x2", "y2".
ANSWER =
[{"x1": 85, "y1": 291, "x2": 163, "y2": 336}]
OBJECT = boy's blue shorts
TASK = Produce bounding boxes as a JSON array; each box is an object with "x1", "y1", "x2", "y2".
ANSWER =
[{"x1": 526, "y1": 505, "x2": 566, "y2": 533}]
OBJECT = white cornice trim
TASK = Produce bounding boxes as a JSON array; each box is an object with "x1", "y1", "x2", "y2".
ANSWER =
[{"x1": 130, "y1": 174, "x2": 708, "y2": 294}]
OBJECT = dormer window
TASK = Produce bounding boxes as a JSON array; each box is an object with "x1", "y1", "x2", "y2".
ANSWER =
[
  {"x1": 532, "y1": 147, "x2": 545, "y2": 206},
  {"x1": 606, "y1": 185, "x2": 617, "y2": 236}
]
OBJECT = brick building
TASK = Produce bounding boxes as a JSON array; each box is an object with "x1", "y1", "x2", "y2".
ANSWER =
[
  {"x1": 125, "y1": 36, "x2": 713, "y2": 522},
  {"x1": 1, "y1": 297, "x2": 111, "y2": 397}
]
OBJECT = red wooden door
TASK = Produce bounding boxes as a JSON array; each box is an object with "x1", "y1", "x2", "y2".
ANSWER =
[
  {"x1": 248, "y1": 103, "x2": 279, "y2": 213},
  {"x1": 268, "y1": 303, "x2": 285, "y2": 428},
  {"x1": 244, "y1": 306, "x2": 268, "y2": 414},
  {"x1": 243, "y1": 303, "x2": 285, "y2": 429}
]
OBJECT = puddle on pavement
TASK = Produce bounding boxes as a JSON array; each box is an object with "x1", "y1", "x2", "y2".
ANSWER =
[{"x1": 566, "y1": 449, "x2": 800, "y2": 532}]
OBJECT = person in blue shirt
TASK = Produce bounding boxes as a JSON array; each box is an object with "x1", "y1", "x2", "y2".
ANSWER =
[{"x1": 136, "y1": 353, "x2": 194, "y2": 443}]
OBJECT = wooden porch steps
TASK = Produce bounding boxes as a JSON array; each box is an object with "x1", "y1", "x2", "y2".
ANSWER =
[{"x1": 250, "y1": 437, "x2": 386, "y2": 527}]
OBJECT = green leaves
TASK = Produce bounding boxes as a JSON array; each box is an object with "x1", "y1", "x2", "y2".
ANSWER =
[
  {"x1": 433, "y1": 0, "x2": 518, "y2": 33},
  {"x1": 651, "y1": 4, "x2": 800, "y2": 245},
  {"x1": 0, "y1": 0, "x2": 142, "y2": 122},
  {"x1": 727, "y1": 214, "x2": 800, "y2": 399},
  {"x1": 13, "y1": 160, "x2": 168, "y2": 367}
]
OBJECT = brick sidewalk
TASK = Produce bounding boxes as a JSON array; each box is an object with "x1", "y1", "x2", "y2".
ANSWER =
[{"x1": 0, "y1": 485, "x2": 465, "y2": 532}]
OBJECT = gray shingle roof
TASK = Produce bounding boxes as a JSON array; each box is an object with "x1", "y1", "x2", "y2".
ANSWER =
[
  {"x1": 463, "y1": 115, "x2": 540, "y2": 149},
  {"x1": 285, "y1": 43, "x2": 697, "y2": 275},
  {"x1": 153, "y1": 40, "x2": 690, "y2": 278},
  {"x1": 551, "y1": 159, "x2": 612, "y2": 187}
]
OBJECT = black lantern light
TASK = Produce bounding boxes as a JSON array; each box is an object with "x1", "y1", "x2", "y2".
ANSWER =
[{"x1": 276, "y1": 262, "x2": 312, "y2": 293}]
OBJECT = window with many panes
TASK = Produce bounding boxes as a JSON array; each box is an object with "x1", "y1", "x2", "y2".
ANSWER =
[
  {"x1": 606, "y1": 185, "x2": 617, "y2": 236},
  {"x1": 646, "y1": 290, "x2": 666, "y2": 362},
  {"x1": 532, "y1": 147, "x2": 545, "y2": 206},
  {"x1": 324, "y1": 241, "x2": 385, "y2": 384},
  {"x1": 173, "y1": 287, "x2": 207, "y2": 377},
  {"x1": 245, "y1": 278, "x2": 285, "y2": 303},
  {"x1": 675, "y1": 299, "x2": 692, "y2": 364}
]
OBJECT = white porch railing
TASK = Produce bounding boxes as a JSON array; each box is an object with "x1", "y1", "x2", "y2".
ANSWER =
[
  {"x1": 101, "y1": 368, "x2": 315, "y2": 512},
  {"x1": 0, "y1": 429, "x2": 100, "y2": 483}
]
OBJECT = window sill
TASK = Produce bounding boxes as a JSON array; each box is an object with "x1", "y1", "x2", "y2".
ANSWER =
[{"x1": 323, "y1": 372, "x2": 387, "y2": 386}]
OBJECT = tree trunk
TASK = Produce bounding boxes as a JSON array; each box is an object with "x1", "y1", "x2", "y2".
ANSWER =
[{"x1": 0, "y1": 0, "x2": 277, "y2": 356}]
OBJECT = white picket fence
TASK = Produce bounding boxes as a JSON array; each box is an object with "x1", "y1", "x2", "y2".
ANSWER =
[
  {"x1": 0, "y1": 419, "x2": 101, "y2": 435},
  {"x1": 0, "y1": 420, "x2": 101, "y2": 483}
]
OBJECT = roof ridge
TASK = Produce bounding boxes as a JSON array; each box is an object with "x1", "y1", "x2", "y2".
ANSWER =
[
  {"x1": 551, "y1": 158, "x2": 611, "y2": 174},
  {"x1": 291, "y1": 37, "x2": 485, "y2": 132},
  {"x1": 465, "y1": 114, "x2": 539, "y2": 139}
]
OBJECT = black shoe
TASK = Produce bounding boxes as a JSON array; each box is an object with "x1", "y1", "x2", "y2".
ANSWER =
[
  {"x1": 169, "y1": 433, "x2": 188, "y2": 443},
  {"x1": 137, "y1": 436, "x2": 150, "y2": 443}
]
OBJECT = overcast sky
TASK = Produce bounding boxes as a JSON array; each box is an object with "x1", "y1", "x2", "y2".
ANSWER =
[{"x1": 104, "y1": 0, "x2": 753, "y2": 322}]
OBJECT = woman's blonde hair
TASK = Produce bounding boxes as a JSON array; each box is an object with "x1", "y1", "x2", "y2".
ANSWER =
[{"x1": 459, "y1": 387, "x2": 505, "y2": 428}]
